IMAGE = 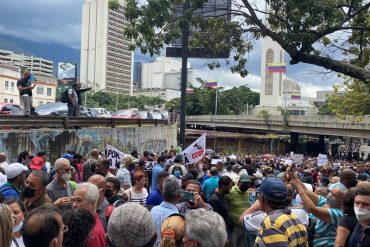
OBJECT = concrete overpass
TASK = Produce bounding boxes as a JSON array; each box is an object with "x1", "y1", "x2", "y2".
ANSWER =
[{"x1": 186, "y1": 115, "x2": 370, "y2": 138}]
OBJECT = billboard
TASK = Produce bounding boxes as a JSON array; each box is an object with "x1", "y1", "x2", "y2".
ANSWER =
[{"x1": 58, "y1": 62, "x2": 76, "y2": 80}]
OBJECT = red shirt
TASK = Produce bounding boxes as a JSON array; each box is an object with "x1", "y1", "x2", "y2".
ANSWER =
[{"x1": 87, "y1": 214, "x2": 107, "y2": 247}]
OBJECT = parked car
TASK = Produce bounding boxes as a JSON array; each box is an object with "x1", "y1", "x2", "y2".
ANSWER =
[
  {"x1": 111, "y1": 109, "x2": 142, "y2": 119},
  {"x1": 35, "y1": 102, "x2": 92, "y2": 117},
  {"x1": 92, "y1": 108, "x2": 111, "y2": 118},
  {"x1": 0, "y1": 103, "x2": 23, "y2": 115},
  {"x1": 87, "y1": 108, "x2": 99, "y2": 117},
  {"x1": 139, "y1": 111, "x2": 153, "y2": 119}
]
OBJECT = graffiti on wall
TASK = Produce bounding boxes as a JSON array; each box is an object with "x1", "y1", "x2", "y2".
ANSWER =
[{"x1": 0, "y1": 125, "x2": 177, "y2": 163}]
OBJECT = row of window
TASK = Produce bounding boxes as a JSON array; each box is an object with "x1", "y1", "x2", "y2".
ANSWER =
[
  {"x1": 36, "y1": 86, "x2": 53, "y2": 96},
  {"x1": 4, "y1": 81, "x2": 15, "y2": 91}
]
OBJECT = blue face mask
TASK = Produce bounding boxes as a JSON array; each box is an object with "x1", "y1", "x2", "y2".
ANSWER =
[
  {"x1": 174, "y1": 170, "x2": 181, "y2": 178},
  {"x1": 13, "y1": 221, "x2": 23, "y2": 233}
]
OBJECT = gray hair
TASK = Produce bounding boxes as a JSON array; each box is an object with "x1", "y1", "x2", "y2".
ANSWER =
[
  {"x1": 30, "y1": 170, "x2": 49, "y2": 187},
  {"x1": 54, "y1": 158, "x2": 70, "y2": 170},
  {"x1": 162, "y1": 178, "x2": 180, "y2": 202},
  {"x1": 77, "y1": 183, "x2": 99, "y2": 203},
  {"x1": 120, "y1": 155, "x2": 133, "y2": 168},
  {"x1": 185, "y1": 209, "x2": 227, "y2": 247}
]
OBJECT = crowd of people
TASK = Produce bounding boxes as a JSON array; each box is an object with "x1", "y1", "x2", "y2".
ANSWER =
[{"x1": 0, "y1": 148, "x2": 370, "y2": 247}]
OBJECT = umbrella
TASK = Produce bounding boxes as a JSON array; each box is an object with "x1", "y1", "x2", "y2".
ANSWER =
[{"x1": 263, "y1": 154, "x2": 274, "y2": 158}]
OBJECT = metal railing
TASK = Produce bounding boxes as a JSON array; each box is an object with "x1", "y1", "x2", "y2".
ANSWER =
[{"x1": 0, "y1": 116, "x2": 168, "y2": 129}]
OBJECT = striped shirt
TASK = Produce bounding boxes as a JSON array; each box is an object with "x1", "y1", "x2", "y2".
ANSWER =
[
  {"x1": 255, "y1": 209, "x2": 308, "y2": 247},
  {"x1": 313, "y1": 196, "x2": 343, "y2": 247}
]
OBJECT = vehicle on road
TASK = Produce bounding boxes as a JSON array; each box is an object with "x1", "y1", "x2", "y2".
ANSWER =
[
  {"x1": 0, "y1": 103, "x2": 23, "y2": 115},
  {"x1": 92, "y1": 108, "x2": 111, "y2": 118},
  {"x1": 35, "y1": 102, "x2": 92, "y2": 117},
  {"x1": 111, "y1": 109, "x2": 142, "y2": 119},
  {"x1": 139, "y1": 111, "x2": 153, "y2": 119}
]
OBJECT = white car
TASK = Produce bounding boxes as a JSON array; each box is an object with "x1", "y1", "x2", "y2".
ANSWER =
[{"x1": 92, "y1": 108, "x2": 111, "y2": 118}]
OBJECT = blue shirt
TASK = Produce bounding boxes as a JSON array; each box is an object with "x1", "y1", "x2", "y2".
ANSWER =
[
  {"x1": 146, "y1": 189, "x2": 163, "y2": 206},
  {"x1": 151, "y1": 164, "x2": 164, "y2": 191},
  {"x1": 0, "y1": 182, "x2": 21, "y2": 200},
  {"x1": 150, "y1": 201, "x2": 179, "y2": 246},
  {"x1": 202, "y1": 176, "x2": 219, "y2": 201}
]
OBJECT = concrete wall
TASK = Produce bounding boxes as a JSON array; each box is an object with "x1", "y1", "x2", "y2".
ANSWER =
[{"x1": 0, "y1": 124, "x2": 177, "y2": 164}]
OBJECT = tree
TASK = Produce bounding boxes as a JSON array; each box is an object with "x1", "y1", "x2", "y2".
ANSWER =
[
  {"x1": 325, "y1": 78, "x2": 370, "y2": 120},
  {"x1": 117, "y1": 0, "x2": 370, "y2": 83}
]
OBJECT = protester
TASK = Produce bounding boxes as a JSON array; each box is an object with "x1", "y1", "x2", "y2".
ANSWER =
[
  {"x1": 62, "y1": 208, "x2": 96, "y2": 247},
  {"x1": 105, "y1": 177, "x2": 124, "y2": 206},
  {"x1": 329, "y1": 169, "x2": 358, "y2": 191},
  {"x1": 95, "y1": 158, "x2": 115, "y2": 179},
  {"x1": 0, "y1": 203, "x2": 13, "y2": 247},
  {"x1": 160, "y1": 214, "x2": 185, "y2": 247},
  {"x1": 5, "y1": 199, "x2": 26, "y2": 247},
  {"x1": 209, "y1": 175, "x2": 233, "y2": 238},
  {"x1": 147, "y1": 171, "x2": 169, "y2": 206},
  {"x1": 0, "y1": 152, "x2": 8, "y2": 169},
  {"x1": 83, "y1": 149, "x2": 100, "y2": 181},
  {"x1": 72, "y1": 182, "x2": 107, "y2": 247},
  {"x1": 202, "y1": 167, "x2": 219, "y2": 201},
  {"x1": 75, "y1": 83, "x2": 92, "y2": 117},
  {"x1": 125, "y1": 171, "x2": 148, "y2": 205},
  {"x1": 0, "y1": 163, "x2": 28, "y2": 200},
  {"x1": 168, "y1": 154, "x2": 187, "y2": 178},
  {"x1": 67, "y1": 83, "x2": 79, "y2": 116},
  {"x1": 116, "y1": 155, "x2": 133, "y2": 190},
  {"x1": 17, "y1": 70, "x2": 36, "y2": 116},
  {"x1": 46, "y1": 158, "x2": 74, "y2": 211},
  {"x1": 23, "y1": 170, "x2": 52, "y2": 212},
  {"x1": 255, "y1": 177, "x2": 308, "y2": 246},
  {"x1": 177, "y1": 180, "x2": 213, "y2": 214},
  {"x1": 22, "y1": 205, "x2": 64, "y2": 247},
  {"x1": 151, "y1": 178, "x2": 180, "y2": 246},
  {"x1": 183, "y1": 208, "x2": 228, "y2": 247},
  {"x1": 151, "y1": 155, "x2": 166, "y2": 191},
  {"x1": 107, "y1": 203, "x2": 157, "y2": 247},
  {"x1": 29, "y1": 157, "x2": 46, "y2": 172},
  {"x1": 88, "y1": 174, "x2": 110, "y2": 231},
  {"x1": 17, "y1": 151, "x2": 31, "y2": 168}
]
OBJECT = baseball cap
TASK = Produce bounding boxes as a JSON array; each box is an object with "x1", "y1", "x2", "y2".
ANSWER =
[
  {"x1": 107, "y1": 203, "x2": 156, "y2": 247},
  {"x1": 63, "y1": 153, "x2": 74, "y2": 159},
  {"x1": 239, "y1": 174, "x2": 251, "y2": 183},
  {"x1": 232, "y1": 164, "x2": 242, "y2": 170},
  {"x1": 4, "y1": 163, "x2": 28, "y2": 179},
  {"x1": 260, "y1": 177, "x2": 288, "y2": 201},
  {"x1": 30, "y1": 157, "x2": 45, "y2": 170}
]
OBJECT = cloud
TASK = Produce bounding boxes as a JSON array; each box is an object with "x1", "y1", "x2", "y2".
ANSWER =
[{"x1": 0, "y1": 0, "x2": 84, "y2": 48}]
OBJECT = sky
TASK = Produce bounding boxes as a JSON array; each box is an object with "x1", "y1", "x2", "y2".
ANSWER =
[{"x1": 0, "y1": 0, "x2": 338, "y2": 98}]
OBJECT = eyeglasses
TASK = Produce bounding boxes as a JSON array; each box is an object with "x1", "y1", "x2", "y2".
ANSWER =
[{"x1": 62, "y1": 225, "x2": 69, "y2": 233}]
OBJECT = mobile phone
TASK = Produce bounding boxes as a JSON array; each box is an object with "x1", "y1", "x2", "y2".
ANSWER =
[{"x1": 180, "y1": 190, "x2": 194, "y2": 201}]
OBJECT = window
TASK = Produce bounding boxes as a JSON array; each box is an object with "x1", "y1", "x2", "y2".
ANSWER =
[
  {"x1": 10, "y1": 82, "x2": 14, "y2": 91},
  {"x1": 4, "y1": 99, "x2": 8, "y2": 103},
  {"x1": 37, "y1": 86, "x2": 44, "y2": 95},
  {"x1": 9, "y1": 99, "x2": 13, "y2": 103},
  {"x1": 5, "y1": 81, "x2": 9, "y2": 90},
  {"x1": 47, "y1": 88, "x2": 52, "y2": 96}
]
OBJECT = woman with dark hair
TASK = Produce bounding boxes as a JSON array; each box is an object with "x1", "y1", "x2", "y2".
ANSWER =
[
  {"x1": 17, "y1": 151, "x2": 31, "y2": 168},
  {"x1": 334, "y1": 188, "x2": 358, "y2": 247},
  {"x1": 62, "y1": 208, "x2": 95, "y2": 247},
  {"x1": 5, "y1": 199, "x2": 27, "y2": 247}
]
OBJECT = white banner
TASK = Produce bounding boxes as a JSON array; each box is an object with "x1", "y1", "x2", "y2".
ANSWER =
[
  {"x1": 181, "y1": 133, "x2": 207, "y2": 165},
  {"x1": 106, "y1": 144, "x2": 126, "y2": 168}
]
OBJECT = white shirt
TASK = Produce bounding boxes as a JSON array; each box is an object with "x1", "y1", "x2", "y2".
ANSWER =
[
  {"x1": 11, "y1": 235, "x2": 25, "y2": 247},
  {"x1": 68, "y1": 88, "x2": 78, "y2": 105}
]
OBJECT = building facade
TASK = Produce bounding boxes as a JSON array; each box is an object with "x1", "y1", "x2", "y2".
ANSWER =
[
  {"x1": 0, "y1": 49, "x2": 53, "y2": 77},
  {"x1": 0, "y1": 65, "x2": 56, "y2": 107},
  {"x1": 80, "y1": 0, "x2": 133, "y2": 95},
  {"x1": 133, "y1": 62, "x2": 142, "y2": 89}
]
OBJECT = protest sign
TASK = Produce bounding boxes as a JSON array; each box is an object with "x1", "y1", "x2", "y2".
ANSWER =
[
  {"x1": 318, "y1": 154, "x2": 328, "y2": 166},
  {"x1": 106, "y1": 144, "x2": 126, "y2": 168}
]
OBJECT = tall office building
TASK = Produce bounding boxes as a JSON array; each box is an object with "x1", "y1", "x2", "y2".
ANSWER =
[{"x1": 80, "y1": 0, "x2": 133, "y2": 95}]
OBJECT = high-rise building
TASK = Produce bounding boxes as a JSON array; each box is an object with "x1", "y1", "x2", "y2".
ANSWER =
[
  {"x1": 0, "y1": 49, "x2": 53, "y2": 77},
  {"x1": 133, "y1": 62, "x2": 142, "y2": 89},
  {"x1": 80, "y1": 0, "x2": 133, "y2": 95}
]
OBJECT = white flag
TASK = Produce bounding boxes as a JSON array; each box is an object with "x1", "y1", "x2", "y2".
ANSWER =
[{"x1": 106, "y1": 144, "x2": 126, "y2": 168}]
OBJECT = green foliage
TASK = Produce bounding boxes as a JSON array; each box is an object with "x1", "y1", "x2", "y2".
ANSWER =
[
  {"x1": 326, "y1": 79, "x2": 370, "y2": 121},
  {"x1": 84, "y1": 91, "x2": 166, "y2": 112},
  {"x1": 120, "y1": 0, "x2": 370, "y2": 83}
]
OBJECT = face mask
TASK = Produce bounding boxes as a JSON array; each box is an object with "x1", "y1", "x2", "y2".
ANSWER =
[
  {"x1": 354, "y1": 206, "x2": 370, "y2": 221},
  {"x1": 104, "y1": 189, "x2": 113, "y2": 198},
  {"x1": 326, "y1": 194, "x2": 337, "y2": 208},
  {"x1": 239, "y1": 183, "x2": 250, "y2": 192},
  {"x1": 61, "y1": 172, "x2": 71, "y2": 181},
  {"x1": 13, "y1": 220, "x2": 23, "y2": 233},
  {"x1": 22, "y1": 187, "x2": 36, "y2": 198}
]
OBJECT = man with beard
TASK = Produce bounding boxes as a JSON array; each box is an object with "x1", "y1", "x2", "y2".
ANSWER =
[
  {"x1": 227, "y1": 174, "x2": 253, "y2": 247},
  {"x1": 209, "y1": 176, "x2": 233, "y2": 238},
  {"x1": 177, "y1": 180, "x2": 213, "y2": 214},
  {"x1": 23, "y1": 170, "x2": 52, "y2": 212}
]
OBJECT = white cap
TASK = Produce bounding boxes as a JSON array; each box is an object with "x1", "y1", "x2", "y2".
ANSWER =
[
  {"x1": 4, "y1": 163, "x2": 28, "y2": 179},
  {"x1": 254, "y1": 172, "x2": 264, "y2": 179}
]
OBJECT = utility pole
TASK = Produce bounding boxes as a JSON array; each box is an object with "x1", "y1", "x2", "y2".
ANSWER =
[{"x1": 179, "y1": 0, "x2": 190, "y2": 148}]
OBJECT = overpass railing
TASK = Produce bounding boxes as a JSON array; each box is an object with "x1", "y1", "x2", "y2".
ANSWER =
[{"x1": 0, "y1": 116, "x2": 167, "y2": 129}]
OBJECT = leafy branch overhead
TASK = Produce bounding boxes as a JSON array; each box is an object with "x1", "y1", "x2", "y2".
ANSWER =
[{"x1": 109, "y1": 0, "x2": 370, "y2": 83}]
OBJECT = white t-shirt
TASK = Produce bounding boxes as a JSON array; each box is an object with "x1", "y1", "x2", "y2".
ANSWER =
[
  {"x1": 68, "y1": 88, "x2": 78, "y2": 105},
  {"x1": 11, "y1": 235, "x2": 25, "y2": 247}
]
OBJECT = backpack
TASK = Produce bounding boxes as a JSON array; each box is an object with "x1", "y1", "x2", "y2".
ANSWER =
[
  {"x1": 172, "y1": 165, "x2": 183, "y2": 178},
  {"x1": 105, "y1": 200, "x2": 124, "y2": 221},
  {"x1": 61, "y1": 89, "x2": 70, "y2": 103}
]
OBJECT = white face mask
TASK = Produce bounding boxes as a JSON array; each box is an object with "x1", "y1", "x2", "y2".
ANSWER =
[
  {"x1": 61, "y1": 172, "x2": 71, "y2": 181},
  {"x1": 354, "y1": 206, "x2": 370, "y2": 222},
  {"x1": 13, "y1": 220, "x2": 23, "y2": 233}
]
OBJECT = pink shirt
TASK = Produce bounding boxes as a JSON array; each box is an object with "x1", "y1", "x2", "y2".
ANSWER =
[{"x1": 87, "y1": 214, "x2": 107, "y2": 247}]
